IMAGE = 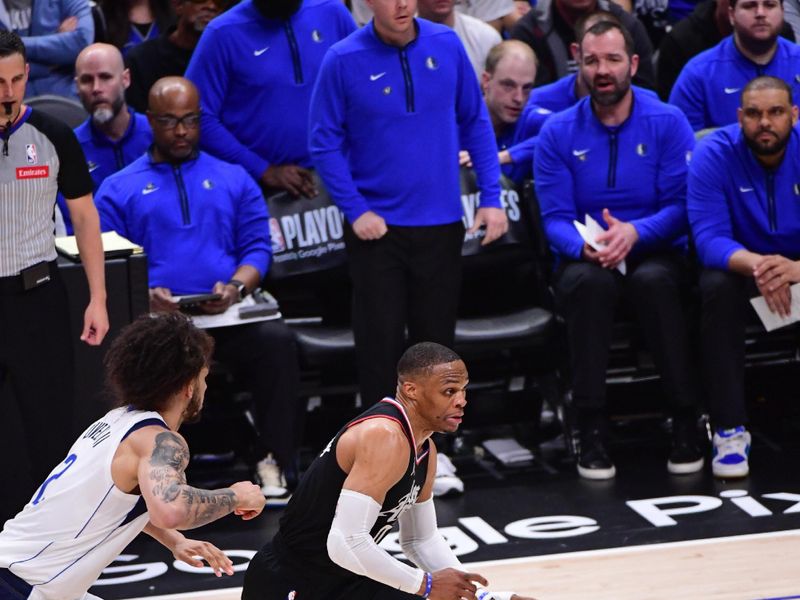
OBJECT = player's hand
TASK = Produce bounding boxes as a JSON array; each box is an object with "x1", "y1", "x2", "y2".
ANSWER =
[
  {"x1": 352, "y1": 211, "x2": 388, "y2": 240},
  {"x1": 230, "y1": 481, "x2": 266, "y2": 519},
  {"x1": 459, "y1": 150, "x2": 473, "y2": 167},
  {"x1": 81, "y1": 298, "x2": 109, "y2": 346},
  {"x1": 262, "y1": 164, "x2": 317, "y2": 198},
  {"x1": 149, "y1": 287, "x2": 178, "y2": 313},
  {"x1": 427, "y1": 568, "x2": 488, "y2": 600},
  {"x1": 471, "y1": 207, "x2": 508, "y2": 246},
  {"x1": 200, "y1": 281, "x2": 238, "y2": 314},
  {"x1": 172, "y1": 538, "x2": 234, "y2": 577},
  {"x1": 595, "y1": 208, "x2": 638, "y2": 269}
]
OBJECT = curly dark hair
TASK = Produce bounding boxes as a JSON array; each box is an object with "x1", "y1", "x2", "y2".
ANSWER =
[{"x1": 104, "y1": 312, "x2": 214, "y2": 412}]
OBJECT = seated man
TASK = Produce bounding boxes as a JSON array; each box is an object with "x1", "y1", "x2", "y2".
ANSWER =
[
  {"x1": 462, "y1": 40, "x2": 551, "y2": 183},
  {"x1": 58, "y1": 42, "x2": 152, "y2": 234},
  {"x1": 688, "y1": 76, "x2": 800, "y2": 478},
  {"x1": 0, "y1": 312, "x2": 266, "y2": 598},
  {"x1": 96, "y1": 77, "x2": 301, "y2": 503},
  {"x1": 125, "y1": 0, "x2": 220, "y2": 113},
  {"x1": 535, "y1": 21, "x2": 703, "y2": 480},
  {"x1": 3, "y1": 0, "x2": 94, "y2": 97},
  {"x1": 669, "y1": 0, "x2": 800, "y2": 131}
]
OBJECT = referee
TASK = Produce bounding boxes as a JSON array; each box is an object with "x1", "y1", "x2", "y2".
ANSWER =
[{"x1": 0, "y1": 31, "x2": 108, "y2": 514}]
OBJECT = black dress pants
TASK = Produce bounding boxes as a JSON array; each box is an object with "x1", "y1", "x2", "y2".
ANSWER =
[
  {"x1": 344, "y1": 222, "x2": 465, "y2": 405},
  {"x1": 698, "y1": 268, "x2": 758, "y2": 428},
  {"x1": 210, "y1": 319, "x2": 301, "y2": 470},
  {"x1": 0, "y1": 266, "x2": 75, "y2": 501},
  {"x1": 555, "y1": 254, "x2": 699, "y2": 413}
]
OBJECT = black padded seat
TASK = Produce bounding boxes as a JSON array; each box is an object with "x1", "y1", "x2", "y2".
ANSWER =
[
  {"x1": 455, "y1": 307, "x2": 556, "y2": 350},
  {"x1": 289, "y1": 322, "x2": 355, "y2": 369},
  {"x1": 26, "y1": 95, "x2": 88, "y2": 128}
]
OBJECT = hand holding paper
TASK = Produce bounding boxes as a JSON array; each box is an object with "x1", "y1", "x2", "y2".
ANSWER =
[
  {"x1": 573, "y1": 209, "x2": 632, "y2": 274},
  {"x1": 750, "y1": 283, "x2": 800, "y2": 331}
]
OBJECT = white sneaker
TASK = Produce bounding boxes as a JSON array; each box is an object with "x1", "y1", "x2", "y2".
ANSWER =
[
  {"x1": 712, "y1": 426, "x2": 751, "y2": 479},
  {"x1": 256, "y1": 454, "x2": 289, "y2": 498},
  {"x1": 433, "y1": 453, "x2": 463, "y2": 497}
]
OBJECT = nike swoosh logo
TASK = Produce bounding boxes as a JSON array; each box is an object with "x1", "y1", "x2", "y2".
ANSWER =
[
  {"x1": 739, "y1": 187, "x2": 754, "y2": 193},
  {"x1": 572, "y1": 149, "x2": 589, "y2": 157},
  {"x1": 87, "y1": 164, "x2": 98, "y2": 173},
  {"x1": 254, "y1": 46, "x2": 270, "y2": 56},
  {"x1": 370, "y1": 72, "x2": 386, "y2": 81},
  {"x1": 724, "y1": 87, "x2": 741, "y2": 94},
  {"x1": 142, "y1": 187, "x2": 159, "y2": 195}
]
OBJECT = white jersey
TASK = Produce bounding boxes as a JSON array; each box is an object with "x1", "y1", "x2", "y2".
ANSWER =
[{"x1": 0, "y1": 406, "x2": 168, "y2": 600}]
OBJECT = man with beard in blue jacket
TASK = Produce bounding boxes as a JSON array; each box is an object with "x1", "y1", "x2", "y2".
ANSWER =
[
  {"x1": 95, "y1": 77, "x2": 302, "y2": 503},
  {"x1": 535, "y1": 21, "x2": 703, "y2": 480},
  {"x1": 688, "y1": 76, "x2": 800, "y2": 478}
]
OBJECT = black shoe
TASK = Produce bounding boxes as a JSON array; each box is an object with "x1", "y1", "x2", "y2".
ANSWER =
[
  {"x1": 577, "y1": 433, "x2": 616, "y2": 480},
  {"x1": 667, "y1": 419, "x2": 704, "y2": 475}
]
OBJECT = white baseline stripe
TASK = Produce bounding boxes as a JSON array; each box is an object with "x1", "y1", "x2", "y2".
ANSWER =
[{"x1": 121, "y1": 529, "x2": 800, "y2": 600}]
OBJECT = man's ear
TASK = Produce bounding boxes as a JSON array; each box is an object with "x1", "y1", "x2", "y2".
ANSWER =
[{"x1": 401, "y1": 379, "x2": 418, "y2": 400}]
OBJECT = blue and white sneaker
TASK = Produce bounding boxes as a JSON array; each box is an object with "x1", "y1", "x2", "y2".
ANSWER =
[{"x1": 712, "y1": 426, "x2": 751, "y2": 478}]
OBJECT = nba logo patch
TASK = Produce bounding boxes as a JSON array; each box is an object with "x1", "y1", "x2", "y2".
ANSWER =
[
  {"x1": 269, "y1": 217, "x2": 286, "y2": 252},
  {"x1": 25, "y1": 143, "x2": 37, "y2": 164}
]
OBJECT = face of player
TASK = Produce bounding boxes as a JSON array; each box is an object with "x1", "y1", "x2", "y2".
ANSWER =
[
  {"x1": 416, "y1": 360, "x2": 469, "y2": 434},
  {"x1": 483, "y1": 53, "x2": 537, "y2": 127},
  {"x1": 368, "y1": 0, "x2": 417, "y2": 45},
  {"x1": 730, "y1": 0, "x2": 783, "y2": 52},
  {"x1": 416, "y1": 0, "x2": 455, "y2": 21},
  {"x1": 579, "y1": 29, "x2": 638, "y2": 108},
  {"x1": 176, "y1": 0, "x2": 220, "y2": 33},
  {"x1": 0, "y1": 52, "x2": 28, "y2": 121},
  {"x1": 75, "y1": 52, "x2": 129, "y2": 125},
  {"x1": 148, "y1": 89, "x2": 201, "y2": 162},
  {"x1": 182, "y1": 366, "x2": 209, "y2": 424},
  {"x1": 739, "y1": 87, "x2": 798, "y2": 157}
]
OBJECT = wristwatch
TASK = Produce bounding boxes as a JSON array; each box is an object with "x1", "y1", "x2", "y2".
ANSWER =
[{"x1": 227, "y1": 279, "x2": 247, "y2": 301}]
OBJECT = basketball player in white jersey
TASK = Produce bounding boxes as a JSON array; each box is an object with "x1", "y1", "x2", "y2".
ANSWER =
[
  {"x1": 0, "y1": 312, "x2": 266, "y2": 600},
  {"x1": 242, "y1": 342, "x2": 536, "y2": 600}
]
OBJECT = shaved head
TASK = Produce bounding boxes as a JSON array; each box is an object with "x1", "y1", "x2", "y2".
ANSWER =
[
  {"x1": 147, "y1": 77, "x2": 202, "y2": 163},
  {"x1": 75, "y1": 43, "x2": 129, "y2": 126},
  {"x1": 76, "y1": 43, "x2": 124, "y2": 74}
]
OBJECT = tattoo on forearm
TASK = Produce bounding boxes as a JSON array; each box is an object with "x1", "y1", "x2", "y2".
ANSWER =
[{"x1": 148, "y1": 431, "x2": 235, "y2": 528}]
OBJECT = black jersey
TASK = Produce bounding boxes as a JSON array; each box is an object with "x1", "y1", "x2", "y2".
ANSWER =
[{"x1": 273, "y1": 398, "x2": 431, "y2": 577}]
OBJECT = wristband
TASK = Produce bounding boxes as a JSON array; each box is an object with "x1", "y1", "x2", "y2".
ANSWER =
[{"x1": 422, "y1": 572, "x2": 433, "y2": 598}]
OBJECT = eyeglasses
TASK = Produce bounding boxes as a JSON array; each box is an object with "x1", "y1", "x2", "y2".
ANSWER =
[{"x1": 152, "y1": 113, "x2": 202, "y2": 130}]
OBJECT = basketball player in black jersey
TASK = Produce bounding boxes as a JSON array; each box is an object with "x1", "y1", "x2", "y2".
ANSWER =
[{"x1": 242, "y1": 342, "x2": 535, "y2": 600}]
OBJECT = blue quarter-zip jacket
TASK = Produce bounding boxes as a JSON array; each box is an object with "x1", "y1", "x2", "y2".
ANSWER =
[
  {"x1": 528, "y1": 72, "x2": 658, "y2": 114},
  {"x1": 95, "y1": 151, "x2": 271, "y2": 295},
  {"x1": 669, "y1": 36, "x2": 800, "y2": 131},
  {"x1": 309, "y1": 18, "x2": 501, "y2": 226},
  {"x1": 498, "y1": 104, "x2": 551, "y2": 183},
  {"x1": 185, "y1": 0, "x2": 356, "y2": 181},
  {"x1": 534, "y1": 90, "x2": 695, "y2": 261},
  {"x1": 688, "y1": 124, "x2": 800, "y2": 270},
  {"x1": 57, "y1": 109, "x2": 152, "y2": 234}
]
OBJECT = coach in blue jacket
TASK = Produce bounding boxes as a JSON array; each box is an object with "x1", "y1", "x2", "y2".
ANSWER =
[
  {"x1": 185, "y1": 0, "x2": 355, "y2": 197},
  {"x1": 535, "y1": 21, "x2": 703, "y2": 480},
  {"x1": 309, "y1": 1, "x2": 507, "y2": 406},
  {"x1": 96, "y1": 77, "x2": 301, "y2": 501},
  {"x1": 688, "y1": 76, "x2": 800, "y2": 479},
  {"x1": 669, "y1": 0, "x2": 800, "y2": 131}
]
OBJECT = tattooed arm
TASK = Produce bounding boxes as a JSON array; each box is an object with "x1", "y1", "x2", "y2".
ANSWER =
[{"x1": 134, "y1": 428, "x2": 265, "y2": 530}]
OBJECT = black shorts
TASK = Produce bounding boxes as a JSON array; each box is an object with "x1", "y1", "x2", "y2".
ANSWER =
[{"x1": 242, "y1": 541, "x2": 418, "y2": 600}]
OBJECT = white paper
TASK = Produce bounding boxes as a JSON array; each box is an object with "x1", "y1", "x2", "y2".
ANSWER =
[
  {"x1": 749, "y1": 283, "x2": 800, "y2": 331},
  {"x1": 189, "y1": 295, "x2": 281, "y2": 330},
  {"x1": 573, "y1": 214, "x2": 626, "y2": 274}
]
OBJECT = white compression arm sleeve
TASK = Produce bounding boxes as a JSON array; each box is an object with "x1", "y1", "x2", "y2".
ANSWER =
[
  {"x1": 398, "y1": 498, "x2": 461, "y2": 572},
  {"x1": 327, "y1": 489, "x2": 425, "y2": 594}
]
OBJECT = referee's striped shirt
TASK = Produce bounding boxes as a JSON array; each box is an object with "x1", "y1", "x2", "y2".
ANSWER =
[{"x1": 0, "y1": 106, "x2": 93, "y2": 277}]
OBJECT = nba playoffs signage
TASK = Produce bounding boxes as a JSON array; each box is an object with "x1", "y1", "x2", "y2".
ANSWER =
[{"x1": 266, "y1": 170, "x2": 526, "y2": 279}]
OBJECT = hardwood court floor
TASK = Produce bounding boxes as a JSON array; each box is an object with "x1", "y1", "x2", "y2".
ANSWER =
[{"x1": 128, "y1": 530, "x2": 800, "y2": 600}]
